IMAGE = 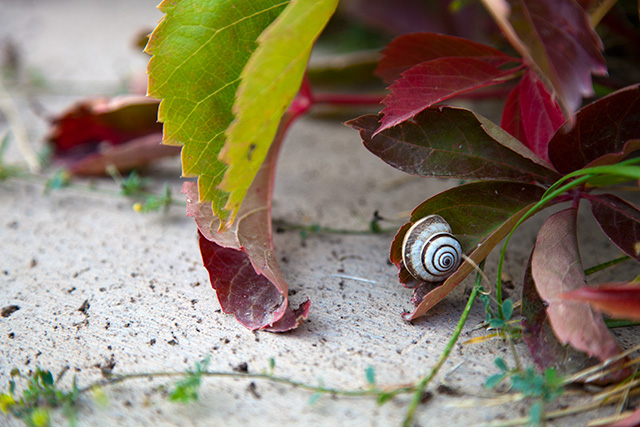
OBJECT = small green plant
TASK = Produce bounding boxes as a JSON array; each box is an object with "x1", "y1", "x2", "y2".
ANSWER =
[
  {"x1": 169, "y1": 356, "x2": 211, "y2": 403},
  {"x1": 485, "y1": 358, "x2": 564, "y2": 426},
  {"x1": 1, "y1": 368, "x2": 80, "y2": 427}
]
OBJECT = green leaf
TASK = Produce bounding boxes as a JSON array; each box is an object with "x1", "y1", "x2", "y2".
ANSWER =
[
  {"x1": 219, "y1": 0, "x2": 338, "y2": 227},
  {"x1": 502, "y1": 299, "x2": 514, "y2": 322},
  {"x1": 365, "y1": 366, "x2": 376, "y2": 386},
  {"x1": 528, "y1": 401, "x2": 543, "y2": 426},
  {"x1": 484, "y1": 373, "x2": 507, "y2": 389},
  {"x1": 146, "y1": 0, "x2": 291, "y2": 223},
  {"x1": 494, "y1": 357, "x2": 508, "y2": 372}
]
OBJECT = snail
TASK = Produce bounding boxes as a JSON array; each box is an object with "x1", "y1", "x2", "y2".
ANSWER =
[{"x1": 401, "y1": 214, "x2": 462, "y2": 282}]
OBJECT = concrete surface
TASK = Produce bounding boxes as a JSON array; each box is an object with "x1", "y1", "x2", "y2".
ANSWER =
[{"x1": 1, "y1": 1, "x2": 638, "y2": 426}]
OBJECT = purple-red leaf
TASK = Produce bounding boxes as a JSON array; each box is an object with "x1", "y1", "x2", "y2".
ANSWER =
[
  {"x1": 589, "y1": 193, "x2": 640, "y2": 262},
  {"x1": 547, "y1": 85, "x2": 640, "y2": 173},
  {"x1": 501, "y1": 69, "x2": 565, "y2": 163},
  {"x1": 559, "y1": 283, "x2": 640, "y2": 321},
  {"x1": 521, "y1": 254, "x2": 600, "y2": 375},
  {"x1": 377, "y1": 57, "x2": 522, "y2": 134},
  {"x1": 531, "y1": 208, "x2": 621, "y2": 361},
  {"x1": 482, "y1": 0, "x2": 606, "y2": 117},
  {"x1": 183, "y1": 139, "x2": 309, "y2": 332},
  {"x1": 376, "y1": 32, "x2": 517, "y2": 84},
  {"x1": 347, "y1": 107, "x2": 560, "y2": 184}
]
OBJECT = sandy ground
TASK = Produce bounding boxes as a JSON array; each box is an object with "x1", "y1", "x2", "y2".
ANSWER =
[{"x1": 1, "y1": 1, "x2": 638, "y2": 426}]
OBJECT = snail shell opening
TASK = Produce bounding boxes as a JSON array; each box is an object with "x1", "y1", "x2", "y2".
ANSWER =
[{"x1": 401, "y1": 215, "x2": 463, "y2": 283}]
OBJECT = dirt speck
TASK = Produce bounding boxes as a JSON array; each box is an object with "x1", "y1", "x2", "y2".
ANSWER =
[
  {"x1": 78, "y1": 299, "x2": 90, "y2": 315},
  {"x1": 1, "y1": 305, "x2": 20, "y2": 318}
]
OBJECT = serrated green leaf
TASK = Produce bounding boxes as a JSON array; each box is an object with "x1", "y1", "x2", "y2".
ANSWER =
[
  {"x1": 146, "y1": 0, "x2": 291, "y2": 223},
  {"x1": 219, "y1": 0, "x2": 338, "y2": 227}
]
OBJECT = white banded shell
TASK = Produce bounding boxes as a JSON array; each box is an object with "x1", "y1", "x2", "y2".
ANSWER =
[{"x1": 401, "y1": 214, "x2": 462, "y2": 282}]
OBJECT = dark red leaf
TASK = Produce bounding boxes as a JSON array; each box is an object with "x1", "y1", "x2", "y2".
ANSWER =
[
  {"x1": 589, "y1": 193, "x2": 640, "y2": 262},
  {"x1": 501, "y1": 69, "x2": 564, "y2": 163},
  {"x1": 547, "y1": 85, "x2": 640, "y2": 173},
  {"x1": 347, "y1": 108, "x2": 560, "y2": 184},
  {"x1": 376, "y1": 32, "x2": 517, "y2": 84},
  {"x1": 198, "y1": 232, "x2": 310, "y2": 331},
  {"x1": 559, "y1": 283, "x2": 640, "y2": 321},
  {"x1": 377, "y1": 57, "x2": 522, "y2": 133},
  {"x1": 531, "y1": 208, "x2": 621, "y2": 361},
  {"x1": 486, "y1": 0, "x2": 606, "y2": 117}
]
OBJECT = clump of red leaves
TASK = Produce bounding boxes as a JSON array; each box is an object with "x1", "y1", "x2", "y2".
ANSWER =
[{"x1": 348, "y1": 0, "x2": 640, "y2": 374}]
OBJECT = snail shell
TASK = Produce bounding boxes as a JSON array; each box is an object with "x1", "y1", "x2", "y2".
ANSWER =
[{"x1": 402, "y1": 215, "x2": 462, "y2": 282}]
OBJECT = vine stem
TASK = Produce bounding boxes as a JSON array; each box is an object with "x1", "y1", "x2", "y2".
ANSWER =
[
  {"x1": 78, "y1": 370, "x2": 415, "y2": 399},
  {"x1": 402, "y1": 260, "x2": 486, "y2": 426}
]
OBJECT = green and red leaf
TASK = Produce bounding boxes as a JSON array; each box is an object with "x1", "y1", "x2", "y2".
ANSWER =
[
  {"x1": 347, "y1": 107, "x2": 560, "y2": 184},
  {"x1": 183, "y1": 138, "x2": 309, "y2": 331},
  {"x1": 531, "y1": 208, "x2": 621, "y2": 361},
  {"x1": 146, "y1": 0, "x2": 290, "y2": 224},
  {"x1": 219, "y1": 0, "x2": 338, "y2": 228},
  {"x1": 547, "y1": 85, "x2": 640, "y2": 174}
]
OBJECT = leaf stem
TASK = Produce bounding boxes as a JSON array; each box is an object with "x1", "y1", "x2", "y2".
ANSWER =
[{"x1": 402, "y1": 260, "x2": 486, "y2": 426}]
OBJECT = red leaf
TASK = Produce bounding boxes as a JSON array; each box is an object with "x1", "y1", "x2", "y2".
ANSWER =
[
  {"x1": 377, "y1": 57, "x2": 522, "y2": 133},
  {"x1": 49, "y1": 96, "x2": 161, "y2": 153},
  {"x1": 183, "y1": 138, "x2": 309, "y2": 332},
  {"x1": 48, "y1": 96, "x2": 177, "y2": 175},
  {"x1": 548, "y1": 85, "x2": 640, "y2": 174},
  {"x1": 483, "y1": 0, "x2": 606, "y2": 117},
  {"x1": 559, "y1": 283, "x2": 640, "y2": 321},
  {"x1": 376, "y1": 32, "x2": 517, "y2": 84},
  {"x1": 198, "y1": 232, "x2": 310, "y2": 331},
  {"x1": 589, "y1": 193, "x2": 640, "y2": 262},
  {"x1": 531, "y1": 208, "x2": 621, "y2": 361},
  {"x1": 501, "y1": 69, "x2": 564, "y2": 163}
]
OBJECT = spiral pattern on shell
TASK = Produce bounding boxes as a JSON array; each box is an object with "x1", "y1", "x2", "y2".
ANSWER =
[{"x1": 401, "y1": 215, "x2": 462, "y2": 283}]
